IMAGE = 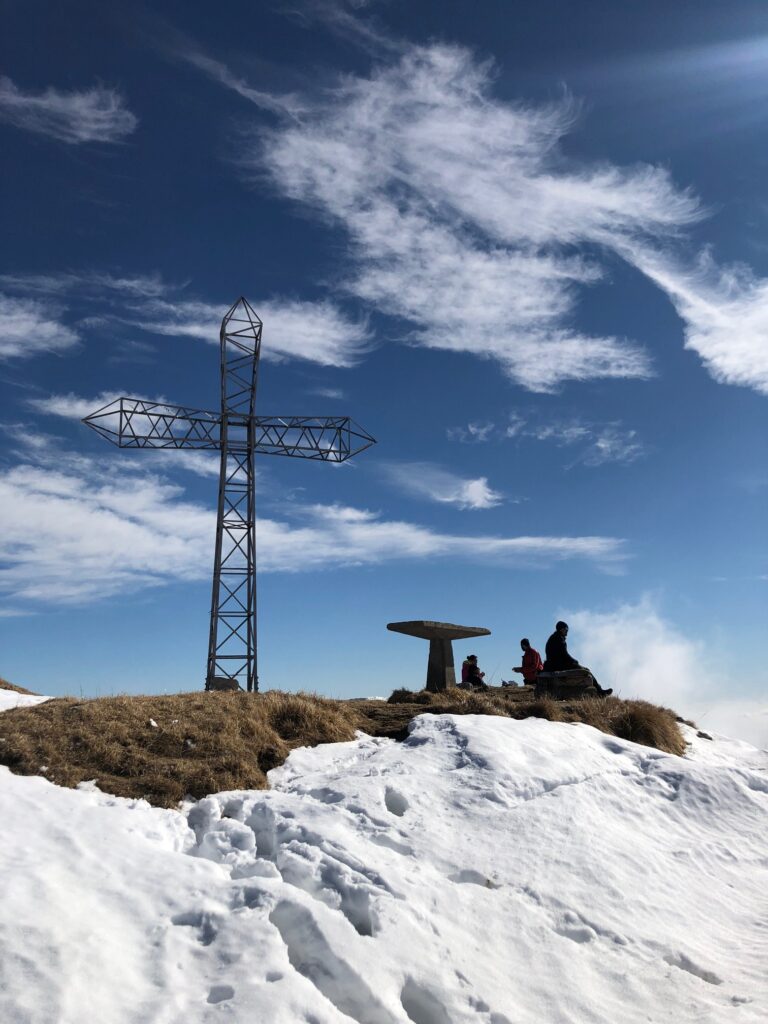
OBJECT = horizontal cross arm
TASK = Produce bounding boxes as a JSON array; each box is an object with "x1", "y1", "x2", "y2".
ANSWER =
[
  {"x1": 82, "y1": 399, "x2": 376, "y2": 460},
  {"x1": 252, "y1": 416, "x2": 376, "y2": 462},
  {"x1": 82, "y1": 398, "x2": 222, "y2": 449}
]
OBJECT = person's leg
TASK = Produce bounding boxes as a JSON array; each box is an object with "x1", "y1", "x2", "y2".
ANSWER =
[{"x1": 587, "y1": 670, "x2": 613, "y2": 697}]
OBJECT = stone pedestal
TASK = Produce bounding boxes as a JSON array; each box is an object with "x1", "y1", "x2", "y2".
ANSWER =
[
  {"x1": 427, "y1": 638, "x2": 457, "y2": 691},
  {"x1": 387, "y1": 620, "x2": 491, "y2": 692}
]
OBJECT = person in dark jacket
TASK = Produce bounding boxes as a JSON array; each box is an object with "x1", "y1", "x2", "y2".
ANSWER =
[{"x1": 543, "y1": 621, "x2": 612, "y2": 696}]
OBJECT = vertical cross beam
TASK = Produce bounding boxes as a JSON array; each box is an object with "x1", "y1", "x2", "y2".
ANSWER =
[{"x1": 206, "y1": 298, "x2": 262, "y2": 692}]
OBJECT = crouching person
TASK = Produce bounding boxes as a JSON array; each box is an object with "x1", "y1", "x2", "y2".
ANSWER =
[{"x1": 461, "y1": 654, "x2": 489, "y2": 691}]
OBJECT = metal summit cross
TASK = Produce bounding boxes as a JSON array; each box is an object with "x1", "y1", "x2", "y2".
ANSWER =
[{"x1": 83, "y1": 297, "x2": 376, "y2": 692}]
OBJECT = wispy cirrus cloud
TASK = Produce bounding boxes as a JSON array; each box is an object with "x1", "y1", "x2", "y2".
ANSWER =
[
  {"x1": 179, "y1": 50, "x2": 305, "y2": 118},
  {"x1": 127, "y1": 296, "x2": 370, "y2": 367},
  {"x1": 0, "y1": 447, "x2": 626, "y2": 605},
  {"x1": 289, "y1": 0, "x2": 403, "y2": 57},
  {"x1": 310, "y1": 386, "x2": 346, "y2": 400},
  {"x1": 28, "y1": 390, "x2": 137, "y2": 420},
  {"x1": 619, "y1": 243, "x2": 768, "y2": 395},
  {"x1": 446, "y1": 422, "x2": 495, "y2": 444},
  {"x1": 0, "y1": 271, "x2": 167, "y2": 299},
  {"x1": 380, "y1": 461, "x2": 503, "y2": 510},
  {"x1": 0, "y1": 295, "x2": 79, "y2": 360},
  {"x1": 526, "y1": 421, "x2": 645, "y2": 467},
  {"x1": 448, "y1": 413, "x2": 644, "y2": 467},
  {"x1": 226, "y1": 40, "x2": 767, "y2": 396},
  {"x1": 251, "y1": 44, "x2": 702, "y2": 391},
  {"x1": 0, "y1": 77, "x2": 137, "y2": 144},
  {"x1": 0, "y1": 272, "x2": 370, "y2": 368}
]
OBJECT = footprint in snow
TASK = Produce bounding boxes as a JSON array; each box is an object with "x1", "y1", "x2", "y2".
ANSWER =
[
  {"x1": 384, "y1": 787, "x2": 409, "y2": 817},
  {"x1": 400, "y1": 978, "x2": 452, "y2": 1024},
  {"x1": 269, "y1": 901, "x2": 398, "y2": 1024},
  {"x1": 170, "y1": 910, "x2": 219, "y2": 946},
  {"x1": 555, "y1": 924, "x2": 597, "y2": 944},
  {"x1": 448, "y1": 869, "x2": 500, "y2": 889},
  {"x1": 207, "y1": 984, "x2": 235, "y2": 1004},
  {"x1": 663, "y1": 952, "x2": 723, "y2": 986}
]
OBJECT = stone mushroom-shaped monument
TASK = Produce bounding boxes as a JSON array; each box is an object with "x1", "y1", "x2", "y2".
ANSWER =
[{"x1": 387, "y1": 620, "x2": 492, "y2": 693}]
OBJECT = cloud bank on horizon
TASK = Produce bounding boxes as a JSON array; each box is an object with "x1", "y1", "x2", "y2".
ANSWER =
[{"x1": 567, "y1": 597, "x2": 768, "y2": 749}]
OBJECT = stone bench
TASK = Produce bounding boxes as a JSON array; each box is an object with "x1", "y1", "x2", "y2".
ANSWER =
[{"x1": 534, "y1": 670, "x2": 598, "y2": 700}]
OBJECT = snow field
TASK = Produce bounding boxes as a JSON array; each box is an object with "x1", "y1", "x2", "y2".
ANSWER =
[
  {"x1": 0, "y1": 691, "x2": 50, "y2": 712},
  {"x1": 1, "y1": 714, "x2": 767, "y2": 1024}
]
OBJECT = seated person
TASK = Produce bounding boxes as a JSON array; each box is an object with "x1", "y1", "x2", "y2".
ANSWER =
[
  {"x1": 461, "y1": 654, "x2": 488, "y2": 690},
  {"x1": 543, "y1": 621, "x2": 612, "y2": 696},
  {"x1": 513, "y1": 638, "x2": 542, "y2": 685}
]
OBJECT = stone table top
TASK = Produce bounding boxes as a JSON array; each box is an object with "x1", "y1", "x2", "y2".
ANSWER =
[{"x1": 387, "y1": 620, "x2": 491, "y2": 641}]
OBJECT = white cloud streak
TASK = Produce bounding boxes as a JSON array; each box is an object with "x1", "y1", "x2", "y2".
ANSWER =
[
  {"x1": 0, "y1": 273, "x2": 369, "y2": 369},
  {"x1": 246, "y1": 41, "x2": 768, "y2": 395},
  {"x1": 0, "y1": 462, "x2": 211, "y2": 602},
  {"x1": 258, "y1": 504, "x2": 624, "y2": 572},
  {"x1": 127, "y1": 297, "x2": 370, "y2": 367},
  {"x1": 29, "y1": 391, "x2": 135, "y2": 420},
  {"x1": 253, "y1": 44, "x2": 707, "y2": 391},
  {"x1": 180, "y1": 51, "x2": 305, "y2": 118},
  {"x1": 0, "y1": 457, "x2": 625, "y2": 604},
  {"x1": 0, "y1": 77, "x2": 137, "y2": 144},
  {"x1": 0, "y1": 295, "x2": 79, "y2": 360},
  {"x1": 28, "y1": 394, "x2": 220, "y2": 478},
  {"x1": 620, "y1": 243, "x2": 768, "y2": 395},
  {"x1": 0, "y1": 271, "x2": 167, "y2": 300},
  {"x1": 381, "y1": 461, "x2": 503, "y2": 509}
]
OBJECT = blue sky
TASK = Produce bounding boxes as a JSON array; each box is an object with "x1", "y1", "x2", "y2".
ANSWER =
[{"x1": 1, "y1": 0, "x2": 766, "y2": 720}]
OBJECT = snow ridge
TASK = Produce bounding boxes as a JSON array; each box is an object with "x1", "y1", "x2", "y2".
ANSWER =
[{"x1": 1, "y1": 714, "x2": 767, "y2": 1023}]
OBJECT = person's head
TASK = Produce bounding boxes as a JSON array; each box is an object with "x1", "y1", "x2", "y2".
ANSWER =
[
  {"x1": 520, "y1": 638, "x2": 530, "y2": 651},
  {"x1": 467, "y1": 654, "x2": 477, "y2": 662},
  {"x1": 556, "y1": 620, "x2": 569, "y2": 636}
]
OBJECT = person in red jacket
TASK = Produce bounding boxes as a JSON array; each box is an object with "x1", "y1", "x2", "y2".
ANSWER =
[{"x1": 513, "y1": 638, "x2": 543, "y2": 685}]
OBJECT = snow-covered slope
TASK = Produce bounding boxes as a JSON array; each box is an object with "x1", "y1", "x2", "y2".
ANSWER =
[
  {"x1": 0, "y1": 689, "x2": 49, "y2": 712},
  {"x1": 1, "y1": 715, "x2": 766, "y2": 1024}
]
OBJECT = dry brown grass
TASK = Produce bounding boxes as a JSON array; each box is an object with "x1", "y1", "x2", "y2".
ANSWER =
[
  {"x1": 0, "y1": 675, "x2": 36, "y2": 695},
  {"x1": 0, "y1": 686, "x2": 685, "y2": 808},
  {"x1": 0, "y1": 691, "x2": 359, "y2": 807}
]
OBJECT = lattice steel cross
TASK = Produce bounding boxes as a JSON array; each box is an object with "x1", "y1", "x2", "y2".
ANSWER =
[{"x1": 83, "y1": 298, "x2": 376, "y2": 692}]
